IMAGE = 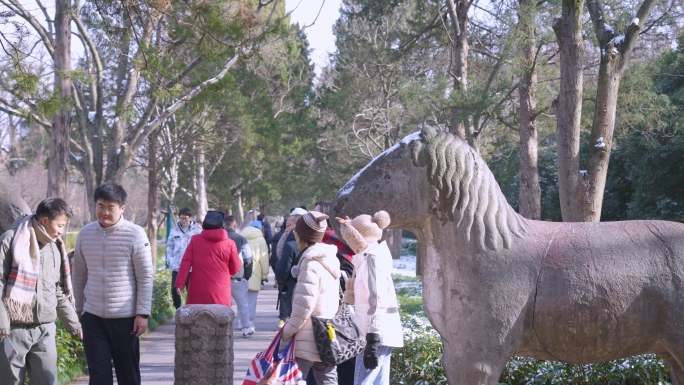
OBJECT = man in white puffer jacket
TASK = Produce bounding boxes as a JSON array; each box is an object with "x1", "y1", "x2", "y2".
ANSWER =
[
  {"x1": 281, "y1": 211, "x2": 340, "y2": 385},
  {"x1": 336, "y1": 210, "x2": 403, "y2": 385},
  {"x1": 73, "y1": 182, "x2": 153, "y2": 385}
]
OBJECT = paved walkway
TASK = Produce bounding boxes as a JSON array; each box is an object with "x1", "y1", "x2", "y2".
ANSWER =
[{"x1": 70, "y1": 274, "x2": 281, "y2": 385}]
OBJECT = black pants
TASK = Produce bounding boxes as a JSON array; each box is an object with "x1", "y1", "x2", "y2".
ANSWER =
[
  {"x1": 278, "y1": 289, "x2": 293, "y2": 321},
  {"x1": 81, "y1": 312, "x2": 140, "y2": 385},
  {"x1": 171, "y1": 271, "x2": 190, "y2": 309},
  {"x1": 337, "y1": 357, "x2": 356, "y2": 385}
]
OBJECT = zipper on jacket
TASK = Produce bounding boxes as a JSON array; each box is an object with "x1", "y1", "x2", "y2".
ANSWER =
[{"x1": 103, "y1": 228, "x2": 106, "y2": 318}]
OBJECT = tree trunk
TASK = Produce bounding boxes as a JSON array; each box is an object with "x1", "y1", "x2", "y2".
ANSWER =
[
  {"x1": 446, "y1": 0, "x2": 470, "y2": 142},
  {"x1": 195, "y1": 146, "x2": 208, "y2": 222},
  {"x1": 517, "y1": 0, "x2": 541, "y2": 220},
  {"x1": 552, "y1": 0, "x2": 585, "y2": 222},
  {"x1": 580, "y1": 0, "x2": 657, "y2": 221},
  {"x1": 147, "y1": 130, "x2": 159, "y2": 268},
  {"x1": 236, "y1": 192, "x2": 244, "y2": 224},
  {"x1": 381, "y1": 229, "x2": 403, "y2": 260},
  {"x1": 48, "y1": 0, "x2": 72, "y2": 198}
]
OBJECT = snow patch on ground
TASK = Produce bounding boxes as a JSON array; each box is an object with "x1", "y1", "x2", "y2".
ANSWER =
[{"x1": 393, "y1": 254, "x2": 417, "y2": 277}]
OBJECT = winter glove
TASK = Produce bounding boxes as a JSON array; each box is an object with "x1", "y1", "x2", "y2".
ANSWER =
[{"x1": 363, "y1": 333, "x2": 381, "y2": 370}]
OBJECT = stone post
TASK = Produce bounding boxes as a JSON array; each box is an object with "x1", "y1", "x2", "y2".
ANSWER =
[{"x1": 174, "y1": 305, "x2": 235, "y2": 385}]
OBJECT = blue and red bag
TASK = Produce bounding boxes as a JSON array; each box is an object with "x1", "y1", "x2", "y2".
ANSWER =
[{"x1": 242, "y1": 328, "x2": 306, "y2": 385}]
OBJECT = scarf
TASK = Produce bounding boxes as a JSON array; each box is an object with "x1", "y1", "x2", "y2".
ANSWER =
[
  {"x1": 5, "y1": 215, "x2": 72, "y2": 322},
  {"x1": 322, "y1": 229, "x2": 354, "y2": 263}
]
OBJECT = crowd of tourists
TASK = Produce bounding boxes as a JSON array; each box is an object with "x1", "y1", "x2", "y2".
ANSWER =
[{"x1": 0, "y1": 182, "x2": 403, "y2": 385}]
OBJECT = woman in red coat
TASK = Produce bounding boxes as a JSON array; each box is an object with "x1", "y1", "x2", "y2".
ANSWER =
[{"x1": 174, "y1": 211, "x2": 241, "y2": 306}]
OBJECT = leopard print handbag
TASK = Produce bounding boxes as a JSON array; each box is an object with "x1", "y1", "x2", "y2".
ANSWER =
[{"x1": 311, "y1": 303, "x2": 366, "y2": 366}]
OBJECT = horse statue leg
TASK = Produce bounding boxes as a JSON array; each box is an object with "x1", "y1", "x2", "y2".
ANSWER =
[
  {"x1": 659, "y1": 350, "x2": 684, "y2": 385},
  {"x1": 441, "y1": 330, "x2": 518, "y2": 385}
]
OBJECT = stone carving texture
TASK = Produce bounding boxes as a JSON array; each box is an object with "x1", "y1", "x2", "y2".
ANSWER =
[
  {"x1": 174, "y1": 305, "x2": 235, "y2": 385},
  {"x1": 332, "y1": 126, "x2": 684, "y2": 385},
  {"x1": 0, "y1": 181, "x2": 31, "y2": 233}
]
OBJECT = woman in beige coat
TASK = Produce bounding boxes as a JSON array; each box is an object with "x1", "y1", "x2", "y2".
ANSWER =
[
  {"x1": 281, "y1": 211, "x2": 340, "y2": 384},
  {"x1": 241, "y1": 221, "x2": 270, "y2": 326}
]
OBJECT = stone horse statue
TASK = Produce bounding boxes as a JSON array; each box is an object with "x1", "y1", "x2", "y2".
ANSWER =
[
  {"x1": 0, "y1": 181, "x2": 31, "y2": 233},
  {"x1": 332, "y1": 125, "x2": 684, "y2": 385}
]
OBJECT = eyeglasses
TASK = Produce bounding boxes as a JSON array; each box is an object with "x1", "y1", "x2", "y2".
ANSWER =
[{"x1": 96, "y1": 206, "x2": 121, "y2": 214}]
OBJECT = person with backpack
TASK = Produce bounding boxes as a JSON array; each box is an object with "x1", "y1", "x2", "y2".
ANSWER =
[{"x1": 224, "y1": 215, "x2": 254, "y2": 337}]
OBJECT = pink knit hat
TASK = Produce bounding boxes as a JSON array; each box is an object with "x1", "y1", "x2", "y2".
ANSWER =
[{"x1": 338, "y1": 211, "x2": 390, "y2": 254}]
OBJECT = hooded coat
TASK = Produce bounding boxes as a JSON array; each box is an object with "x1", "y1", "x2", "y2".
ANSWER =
[
  {"x1": 166, "y1": 220, "x2": 202, "y2": 272},
  {"x1": 281, "y1": 242, "x2": 340, "y2": 362},
  {"x1": 240, "y1": 226, "x2": 269, "y2": 291},
  {"x1": 174, "y1": 228, "x2": 241, "y2": 307},
  {"x1": 352, "y1": 241, "x2": 403, "y2": 347}
]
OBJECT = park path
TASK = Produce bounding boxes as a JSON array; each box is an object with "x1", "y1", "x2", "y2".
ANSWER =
[{"x1": 70, "y1": 273, "x2": 281, "y2": 385}]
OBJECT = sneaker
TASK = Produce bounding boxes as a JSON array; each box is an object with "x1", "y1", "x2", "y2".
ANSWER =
[
  {"x1": 277, "y1": 320, "x2": 285, "y2": 329},
  {"x1": 242, "y1": 327, "x2": 255, "y2": 337}
]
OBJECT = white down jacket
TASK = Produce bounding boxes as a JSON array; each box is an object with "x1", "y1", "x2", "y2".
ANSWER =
[
  {"x1": 73, "y1": 217, "x2": 153, "y2": 318},
  {"x1": 241, "y1": 226, "x2": 269, "y2": 292},
  {"x1": 352, "y1": 241, "x2": 403, "y2": 347},
  {"x1": 166, "y1": 220, "x2": 201, "y2": 271},
  {"x1": 282, "y1": 242, "x2": 340, "y2": 362}
]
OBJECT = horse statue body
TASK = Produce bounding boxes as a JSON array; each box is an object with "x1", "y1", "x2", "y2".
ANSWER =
[{"x1": 332, "y1": 126, "x2": 684, "y2": 385}]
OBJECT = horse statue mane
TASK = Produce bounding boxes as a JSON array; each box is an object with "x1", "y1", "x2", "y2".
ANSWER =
[{"x1": 409, "y1": 126, "x2": 528, "y2": 251}]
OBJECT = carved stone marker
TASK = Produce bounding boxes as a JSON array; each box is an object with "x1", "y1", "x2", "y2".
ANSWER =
[
  {"x1": 0, "y1": 181, "x2": 30, "y2": 233},
  {"x1": 174, "y1": 304, "x2": 235, "y2": 385}
]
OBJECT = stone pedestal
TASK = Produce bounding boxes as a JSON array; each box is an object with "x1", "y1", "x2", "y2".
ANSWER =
[{"x1": 174, "y1": 304, "x2": 235, "y2": 385}]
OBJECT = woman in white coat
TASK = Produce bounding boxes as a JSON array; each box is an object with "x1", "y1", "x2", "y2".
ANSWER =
[
  {"x1": 336, "y1": 211, "x2": 403, "y2": 385},
  {"x1": 281, "y1": 211, "x2": 340, "y2": 385},
  {"x1": 241, "y1": 221, "x2": 270, "y2": 326}
]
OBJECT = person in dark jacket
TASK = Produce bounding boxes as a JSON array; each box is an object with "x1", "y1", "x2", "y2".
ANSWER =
[
  {"x1": 274, "y1": 220, "x2": 300, "y2": 329},
  {"x1": 269, "y1": 220, "x2": 285, "y2": 273}
]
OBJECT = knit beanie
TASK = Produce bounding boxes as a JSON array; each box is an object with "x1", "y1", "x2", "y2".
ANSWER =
[
  {"x1": 203, "y1": 210, "x2": 224, "y2": 230},
  {"x1": 295, "y1": 211, "x2": 329, "y2": 244},
  {"x1": 339, "y1": 210, "x2": 391, "y2": 254}
]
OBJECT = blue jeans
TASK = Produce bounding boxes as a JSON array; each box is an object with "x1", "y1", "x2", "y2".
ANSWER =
[{"x1": 354, "y1": 346, "x2": 393, "y2": 385}]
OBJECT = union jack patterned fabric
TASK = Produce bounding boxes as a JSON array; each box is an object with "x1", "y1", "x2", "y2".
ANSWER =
[{"x1": 243, "y1": 328, "x2": 306, "y2": 385}]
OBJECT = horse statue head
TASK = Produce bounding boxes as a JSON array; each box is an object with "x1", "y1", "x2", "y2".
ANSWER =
[{"x1": 333, "y1": 125, "x2": 528, "y2": 252}]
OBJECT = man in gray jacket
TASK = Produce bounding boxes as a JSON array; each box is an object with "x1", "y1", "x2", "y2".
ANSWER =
[
  {"x1": 166, "y1": 207, "x2": 201, "y2": 309},
  {"x1": 0, "y1": 197, "x2": 81, "y2": 385},
  {"x1": 73, "y1": 182, "x2": 153, "y2": 385}
]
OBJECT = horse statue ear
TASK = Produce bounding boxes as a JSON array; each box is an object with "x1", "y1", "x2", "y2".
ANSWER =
[{"x1": 421, "y1": 124, "x2": 438, "y2": 139}]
